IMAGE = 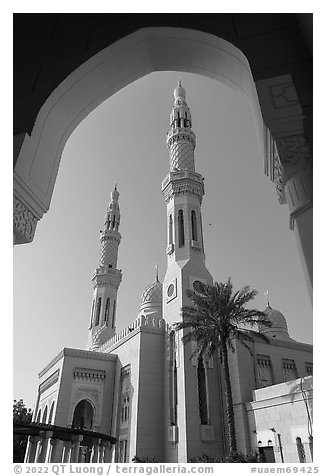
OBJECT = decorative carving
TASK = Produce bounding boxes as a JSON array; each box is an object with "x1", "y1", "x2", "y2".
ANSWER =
[
  {"x1": 277, "y1": 134, "x2": 312, "y2": 168},
  {"x1": 269, "y1": 82, "x2": 299, "y2": 108},
  {"x1": 13, "y1": 196, "x2": 38, "y2": 243},
  {"x1": 73, "y1": 368, "x2": 106, "y2": 382}
]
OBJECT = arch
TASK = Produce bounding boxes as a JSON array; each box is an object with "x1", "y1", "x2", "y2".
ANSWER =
[
  {"x1": 72, "y1": 398, "x2": 94, "y2": 430},
  {"x1": 13, "y1": 26, "x2": 312, "y2": 297},
  {"x1": 197, "y1": 356, "x2": 209, "y2": 425},
  {"x1": 36, "y1": 409, "x2": 41, "y2": 423},
  {"x1": 168, "y1": 214, "x2": 173, "y2": 245},
  {"x1": 178, "y1": 209, "x2": 185, "y2": 247},
  {"x1": 48, "y1": 400, "x2": 55, "y2": 424},
  {"x1": 191, "y1": 210, "x2": 198, "y2": 241},
  {"x1": 14, "y1": 27, "x2": 263, "y2": 232},
  {"x1": 41, "y1": 405, "x2": 48, "y2": 423},
  {"x1": 94, "y1": 297, "x2": 101, "y2": 327}
]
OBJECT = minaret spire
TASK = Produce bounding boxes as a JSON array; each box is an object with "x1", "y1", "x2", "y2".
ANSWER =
[
  {"x1": 87, "y1": 183, "x2": 123, "y2": 350},
  {"x1": 167, "y1": 81, "x2": 196, "y2": 172}
]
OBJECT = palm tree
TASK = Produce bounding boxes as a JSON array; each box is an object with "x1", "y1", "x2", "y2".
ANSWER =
[{"x1": 174, "y1": 278, "x2": 271, "y2": 455}]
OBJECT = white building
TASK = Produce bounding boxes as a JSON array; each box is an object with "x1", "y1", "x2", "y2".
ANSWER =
[{"x1": 25, "y1": 83, "x2": 313, "y2": 464}]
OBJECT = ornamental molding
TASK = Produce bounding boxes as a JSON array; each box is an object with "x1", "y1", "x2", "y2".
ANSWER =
[
  {"x1": 276, "y1": 133, "x2": 312, "y2": 170},
  {"x1": 162, "y1": 179, "x2": 204, "y2": 204},
  {"x1": 39, "y1": 369, "x2": 60, "y2": 394},
  {"x1": 269, "y1": 81, "x2": 300, "y2": 109},
  {"x1": 73, "y1": 367, "x2": 106, "y2": 382},
  {"x1": 13, "y1": 195, "x2": 38, "y2": 243}
]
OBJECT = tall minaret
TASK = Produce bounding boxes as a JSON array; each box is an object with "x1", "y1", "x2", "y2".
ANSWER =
[
  {"x1": 162, "y1": 83, "x2": 223, "y2": 462},
  {"x1": 162, "y1": 81, "x2": 213, "y2": 301},
  {"x1": 87, "y1": 184, "x2": 122, "y2": 350}
]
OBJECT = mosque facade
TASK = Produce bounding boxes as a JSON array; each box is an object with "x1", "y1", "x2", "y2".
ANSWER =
[{"x1": 26, "y1": 84, "x2": 313, "y2": 464}]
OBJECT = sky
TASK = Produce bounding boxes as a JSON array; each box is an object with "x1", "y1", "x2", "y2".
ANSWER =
[{"x1": 13, "y1": 71, "x2": 313, "y2": 409}]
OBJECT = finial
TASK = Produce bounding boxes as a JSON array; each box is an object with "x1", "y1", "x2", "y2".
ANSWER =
[
  {"x1": 111, "y1": 182, "x2": 119, "y2": 201},
  {"x1": 264, "y1": 290, "x2": 270, "y2": 307},
  {"x1": 155, "y1": 264, "x2": 159, "y2": 282},
  {"x1": 174, "y1": 80, "x2": 186, "y2": 100}
]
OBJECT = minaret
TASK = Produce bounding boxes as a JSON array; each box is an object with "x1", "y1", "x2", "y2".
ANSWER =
[
  {"x1": 87, "y1": 184, "x2": 122, "y2": 350},
  {"x1": 162, "y1": 81, "x2": 213, "y2": 300},
  {"x1": 162, "y1": 83, "x2": 223, "y2": 462}
]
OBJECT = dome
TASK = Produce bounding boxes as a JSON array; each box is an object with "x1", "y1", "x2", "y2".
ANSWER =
[
  {"x1": 174, "y1": 80, "x2": 186, "y2": 100},
  {"x1": 140, "y1": 277, "x2": 162, "y2": 310},
  {"x1": 259, "y1": 305, "x2": 291, "y2": 340}
]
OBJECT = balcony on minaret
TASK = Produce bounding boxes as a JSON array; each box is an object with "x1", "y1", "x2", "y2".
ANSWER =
[{"x1": 162, "y1": 170, "x2": 205, "y2": 204}]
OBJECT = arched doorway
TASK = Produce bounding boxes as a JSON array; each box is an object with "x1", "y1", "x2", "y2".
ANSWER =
[
  {"x1": 72, "y1": 399, "x2": 94, "y2": 430},
  {"x1": 13, "y1": 27, "x2": 312, "y2": 298}
]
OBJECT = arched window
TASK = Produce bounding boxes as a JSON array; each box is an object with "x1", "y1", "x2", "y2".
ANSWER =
[
  {"x1": 197, "y1": 356, "x2": 208, "y2": 425},
  {"x1": 112, "y1": 300, "x2": 116, "y2": 328},
  {"x1": 178, "y1": 210, "x2": 185, "y2": 247},
  {"x1": 89, "y1": 299, "x2": 95, "y2": 328},
  {"x1": 36, "y1": 409, "x2": 41, "y2": 423},
  {"x1": 48, "y1": 401, "x2": 55, "y2": 424},
  {"x1": 94, "y1": 297, "x2": 101, "y2": 326},
  {"x1": 104, "y1": 297, "x2": 110, "y2": 324},
  {"x1": 296, "y1": 437, "x2": 306, "y2": 463},
  {"x1": 42, "y1": 405, "x2": 48, "y2": 423},
  {"x1": 72, "y1": 399, "x2": 94, "y2": 430},
  {"x1": 169, "y1": 214, "x2": 173, "y2": 245},
  {"x1": 191, "y1": 210, "x2": 198, "y2": 241}
]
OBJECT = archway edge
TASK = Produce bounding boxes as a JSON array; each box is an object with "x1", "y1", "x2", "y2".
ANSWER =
[{"x1": 14, "y1": 26, "x2": 264, "y2": 229}]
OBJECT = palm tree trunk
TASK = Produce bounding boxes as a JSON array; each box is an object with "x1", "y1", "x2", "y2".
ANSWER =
[{"x1": 221, "y1": 341, "x2": 237, "y2": 454}]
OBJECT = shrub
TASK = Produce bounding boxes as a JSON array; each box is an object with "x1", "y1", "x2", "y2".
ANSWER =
[
  {"x1": 190, "y1": 451, "x2": 261, "y2": 463},
  {"x1": 132, "y1": 455, "x2": 157, "y2": 463}
]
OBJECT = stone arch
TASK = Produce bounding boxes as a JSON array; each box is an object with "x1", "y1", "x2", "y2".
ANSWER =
[
  {"x1": 13, "y1": 26, "x2": 312, "y2": 295},
  {"x1": 72, "y1": 398, "x2": 95, "y2": 430}
]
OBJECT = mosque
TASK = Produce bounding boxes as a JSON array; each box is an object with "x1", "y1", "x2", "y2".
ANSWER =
[{"x1": 24, "y1": 83, "x2": 313, "y2": 464}]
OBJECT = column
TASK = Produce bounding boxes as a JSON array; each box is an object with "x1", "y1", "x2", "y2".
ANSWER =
[
  {"x1": 102, "y1": 441, "x2": 112, "y2": 463},
  {"x1": 25, "y1": 435, "x2": 41, "y2": 463},
  {"x1": 70, "y1": 435, "x2": 83, "y2": 463},
  {"x1": 62, "y1": 441, "x2": 72, "y2": 463},
  {"x1": 98, "y1": 444, "x2": 104, "y2": 463},
  {"x1": 256, "y1": 75, "x2": 313, "y2": 300},
  {"x1": 49, "y1": 438, "x2": 61, "y2": 463},
  {"x1": 36, "y1": 431, "x2": 53, "y2": 463},
  {"x1": 91, "y1": 438, "x2": 100, "y2": 463}
]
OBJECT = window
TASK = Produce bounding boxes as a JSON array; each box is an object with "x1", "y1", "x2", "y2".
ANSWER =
[
  {"x1": 178, "y1": 210, "x2": 185, "y2": 247},
  {"x1": 169, "y1": 214, "x2": 173, "y2": 245},
  {"x1": 89, "y1": 300, "x2": 95, "y2": 328},
  {"x1": 94, "y1": 297, "x2": 101, "y2": 326},
  {"x1": 191, "y1": 210, "x2": 198, "y2": 241},
  {"x1": 197, "y1": 356, "x2": 208, "y2": 425},
  {"x1": 104, "y1": 297, "x2": 110, "y2": 324},
  {"x1": 306, "y1": 362, "x2": 313, "y2": 376},
  {"x1": 282, "y1": 359, "x2": 298, "y2": 382},
  {"x1": 112, "y1": 300, "x2": 116, "y2": 328},
  {"x1": 121, "y1": 396, "x2": 130, "y2": 423},
  {"x1": 256, "y1": 355, "x2": 274, "y2": 388}
]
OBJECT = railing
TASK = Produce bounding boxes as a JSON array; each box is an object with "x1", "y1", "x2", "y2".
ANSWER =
[{"x1": 97, "y1": 315, "x2": 166, "y2": 352}]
